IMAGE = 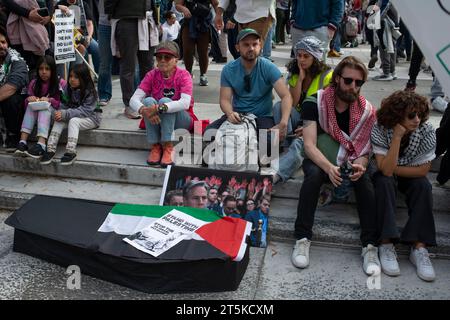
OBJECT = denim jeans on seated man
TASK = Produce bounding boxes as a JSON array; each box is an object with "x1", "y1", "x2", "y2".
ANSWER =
[
  {"x1": 273, "y1": 138, "x2": 304, "y2": 182},
  {"x1": 273, "y1": 100, "x2": 302, "y2": 146},
  {"x1": 142, "y1": 97, "x2": 191, "y2": 144}
]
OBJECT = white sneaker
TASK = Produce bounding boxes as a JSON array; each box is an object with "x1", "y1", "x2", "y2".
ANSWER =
[
  {"x1": 431, "y1": 96, "x2": 449, "y2": 113},
  {"x1": 124, "y1": 107, "x2": 141, "y2": 119},
  {"x1": 410, "y1": 247, "x2": 436, "y2": 282},
  {"x1": 291, "y1": 238, "x2": 311, "y2": 268},
  {"x1": 372, "y1": 73, "x2": 394, "y2": 81},
  {"x1": 379, "y1": 243, "x2": 400, "y2": 276},
  {"x1": 362, "y1": 244, "x2": 381, "y2": 276}
]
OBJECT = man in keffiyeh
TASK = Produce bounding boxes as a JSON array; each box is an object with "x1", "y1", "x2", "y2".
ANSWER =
[{"x1": 291, "y1": 56, "x2": 381, "y2": 277}]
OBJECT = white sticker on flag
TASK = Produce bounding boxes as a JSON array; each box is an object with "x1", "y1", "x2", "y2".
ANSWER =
[{"x1": 123, "y1": 209, "x2": 209, "y2": 257}]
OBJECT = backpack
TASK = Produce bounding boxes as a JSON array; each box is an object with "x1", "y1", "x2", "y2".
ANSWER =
[
  {"x1": 345, "y1": 15, "x2": 359, "y2": 39},
  {"x1": 209, "y1": 114, "x2": 259, "y2": 172}
]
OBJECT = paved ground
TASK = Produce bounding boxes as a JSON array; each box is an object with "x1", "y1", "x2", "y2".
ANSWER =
[{"x1": 1, "y1": 39, "x2": 449, "y2": 301}]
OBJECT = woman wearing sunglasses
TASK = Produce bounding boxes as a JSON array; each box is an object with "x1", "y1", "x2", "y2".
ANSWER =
[
  {"x1": 273, "y1": 36, "x2": 333, "y2": 183},
  {"x1": 371, "y1": 90, "x2": 437, "y2": 282},
  {"x1": 129, "y1": 41, "x2": 197, "y2": 167}
]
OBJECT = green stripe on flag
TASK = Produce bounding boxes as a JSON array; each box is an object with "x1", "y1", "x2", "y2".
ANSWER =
[{"x1": 110, "y1": 204, "x2": 221, "y2": 223}]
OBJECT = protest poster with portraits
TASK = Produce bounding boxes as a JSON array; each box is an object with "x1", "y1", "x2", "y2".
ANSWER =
[{"x1": 160, "y1": 166, "x2": 273, "y2": 247}]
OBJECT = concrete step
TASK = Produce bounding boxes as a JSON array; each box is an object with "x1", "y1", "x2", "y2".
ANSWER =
[
  {"x1": 1, "y1": 145, "x2": 449, "y2": 212},
  {"x1": 269, "y1": 197, "x2": 450, "y2": 257},
  {"x1": 0, "y1": 172, "x2": 161, "y2": 210},
  {"x1": 1, "y1": 176, "x2": 449, "y2": 257}
]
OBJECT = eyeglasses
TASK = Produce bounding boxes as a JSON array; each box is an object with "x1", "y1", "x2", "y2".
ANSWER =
[
  {"x1": 244, "y1": 74, "x2": 251, "y2": 92},
  {"x1": 407, "y1": 111, "x2": 421, "y2": 120},
  {"x1": 246, "y1": 202, "x2": 255, "y2": 206},
  {"x1": 340, "y1": 76, "x2": 365, "y2": 87},
  {"x1": 156, "y1": 54, "x2": 174, "y2": 61}
]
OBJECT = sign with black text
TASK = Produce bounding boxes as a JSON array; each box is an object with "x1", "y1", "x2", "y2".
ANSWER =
[{"x1": 54, "y1": 9, "x2": 76, "y2": 64}]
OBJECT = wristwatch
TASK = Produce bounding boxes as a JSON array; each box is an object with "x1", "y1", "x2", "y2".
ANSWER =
[{"x1": 158, "y1": 104, "x2": 168, "y2": 114}]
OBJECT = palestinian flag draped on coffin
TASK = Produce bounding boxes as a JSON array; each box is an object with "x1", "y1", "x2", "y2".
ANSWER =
[{"x1": 6, "y1": 195, "x2": 251, "y2": 293}]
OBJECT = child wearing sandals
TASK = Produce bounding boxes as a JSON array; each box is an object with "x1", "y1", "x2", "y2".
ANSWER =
[
  {"x1": 41, "y1": 64, "x2": 101, "y2": 165},
  {"x1": 15, "y1": 56, "x2": 66, "y2": 158}
]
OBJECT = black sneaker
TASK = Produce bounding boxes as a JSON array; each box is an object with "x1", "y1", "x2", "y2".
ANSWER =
[
  {"x1": 60, "y1": 152, "x2": 77, "y2": 165},
  {"x1": 40, "y1": 151, "x2": 55, "y2": 165},
  {"x1": 368, "y1": 56, "x2": 378, "y2": 69},
  {"x1": 26, "y1": 144, "x2": 46, "y2": 159},
  {"x1": 14, "y1": 142, "x2": 28, "y2": 156}
]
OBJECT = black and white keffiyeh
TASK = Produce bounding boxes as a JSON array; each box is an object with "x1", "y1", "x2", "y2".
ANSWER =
[
  {"x1": 371, "y1": 122, "x2": 436, "y2": 166},
  {"x1": 0, "y1": 48, "x2": 25, "y2": 85}
]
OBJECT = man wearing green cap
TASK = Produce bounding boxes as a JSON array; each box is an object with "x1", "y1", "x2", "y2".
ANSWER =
[{"x1": 207, "y1": 28, "x2": 292, "y2": 144}]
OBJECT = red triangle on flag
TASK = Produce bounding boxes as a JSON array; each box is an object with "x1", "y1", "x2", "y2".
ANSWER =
[{"x1": 196, "y1": 217, "x2": 250, "y2": 261}]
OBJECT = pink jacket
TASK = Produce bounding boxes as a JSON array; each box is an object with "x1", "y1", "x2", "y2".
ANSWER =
[{"x1": 7, "y1": 0, "x2": 50, "y2": 56}]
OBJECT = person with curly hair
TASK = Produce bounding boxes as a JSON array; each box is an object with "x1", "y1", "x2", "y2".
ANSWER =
[{"x1": 371, "y1": 90, "x2": 437, "y2": 282}]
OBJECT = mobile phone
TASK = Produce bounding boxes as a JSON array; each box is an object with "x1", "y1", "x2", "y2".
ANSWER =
[{"x1": 37, "y1": 7, "x2": 49, "y2": 17}]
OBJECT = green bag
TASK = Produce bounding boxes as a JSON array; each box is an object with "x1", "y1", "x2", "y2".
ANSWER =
[
  {"x1": 317, "y1": 133, "x2": 340, "y2": 165},
  {"x1": 300, "y1": 95, "x2": 340, "y2": 165}
]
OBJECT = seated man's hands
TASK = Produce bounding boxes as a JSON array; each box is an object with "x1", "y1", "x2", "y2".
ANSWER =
[
  {"x1": 327, "y1": 165, "x2": 342, "y2": 187},
  {"x1": 226, "y1": 111, "x2": 241, "y2": 124},
  {"x1": 270, "y1": 122, "x2": 287, "y2": 141}
]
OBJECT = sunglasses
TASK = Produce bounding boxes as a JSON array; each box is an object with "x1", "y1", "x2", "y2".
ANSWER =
[
  {"x1": 407, "y1": 111, "x2": 421, "y2": 120},
  {"x1": 246, "y1": 202, "x2": 255, "y2": 206},
  {"x1": 156, "y1": 54, "x2": 174, "y2": 61},
  {"x1": 244, "y1": 74, "x2": 251, "y2": 92},
  {"x1": 340, "y1": 76, "x2": 365, "y2": 87}
]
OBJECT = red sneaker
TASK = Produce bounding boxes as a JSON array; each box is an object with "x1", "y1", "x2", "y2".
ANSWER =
[
  {"x1": 161, "y1": 142, "x2": 175, "y2": 167},
  {"x1": 147, "y1": 143, "x2": 162, "y2": 165}
]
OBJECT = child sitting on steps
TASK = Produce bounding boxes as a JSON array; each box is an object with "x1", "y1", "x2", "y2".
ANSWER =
[
  {"x1": 41, "y1": 64, "x2": 101, "y2": 165},
  {"x1": 15, "y1": 56, "x2": 66, "y2": 158}
]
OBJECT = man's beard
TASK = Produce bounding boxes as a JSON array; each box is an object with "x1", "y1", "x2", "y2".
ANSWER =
[
  {"x1": 241, "y1": 50, "x2": 258, "y2": 61},
  {"x1": 335, "y1": 85, "x2": 360, "y2": 103}
]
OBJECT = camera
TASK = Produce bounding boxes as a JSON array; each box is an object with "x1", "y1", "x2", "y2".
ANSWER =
[{"x1": 340, "y1": 161, "x2": 353, "y2": 179}]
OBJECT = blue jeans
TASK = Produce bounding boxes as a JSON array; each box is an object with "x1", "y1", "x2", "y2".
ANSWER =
[
  {"x1": 272, "y1": 101, "x2": 304, "y2": 181},
  {"x1": 273, "y1": 101, "x2": 302, "y2": 136},
  {"x1": 142, "y1": 97, "x2": 192, "y2": 144},
  {"x1": 97, "y1": 24, "x2": 112, "y2": 101},
  {"x1": 276, "y1": 138, "x2": 304, "y2": 182},
  {"x1": 263, "y1": 24, "x2": 275, "y2": 58},
  {"x1": 87, "y1": 38, "x2": 100, "y2": 74}
]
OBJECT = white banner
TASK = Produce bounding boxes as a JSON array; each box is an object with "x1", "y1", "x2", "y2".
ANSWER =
[
  {"x1": 391, "y1": 0, "x2": 450, "y2": 97},
  {"x1": 54, "y1": 9, "x2": 76, "y2": 64}
]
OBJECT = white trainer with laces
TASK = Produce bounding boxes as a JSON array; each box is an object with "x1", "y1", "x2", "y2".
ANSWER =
[
  {"x1": 291, "y1": 238, "x2": 311, "y2": 268},
  {"x1": 379, "y1": 243, "x2": 400, "y2": 276},
  {"x1": 362, "y1": 244, "x2": 381, "y2": 276},
  {"x1": 410, "y1": 247, "x2": 436, "y2": 282}
]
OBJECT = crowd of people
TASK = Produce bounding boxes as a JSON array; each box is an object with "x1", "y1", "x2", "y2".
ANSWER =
[{"x1": 0, "y1": 0, "x2": 449, "y2": 283}]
